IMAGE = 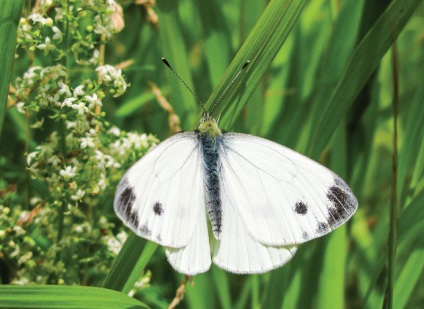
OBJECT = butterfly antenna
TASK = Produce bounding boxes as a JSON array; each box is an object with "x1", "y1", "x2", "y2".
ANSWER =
[
  {"x1": 209, "y1": 60, "x2": 250, "y2": 115},
  {"x1": 162, "y1": 58, "x2": 207, "y2": 114}
]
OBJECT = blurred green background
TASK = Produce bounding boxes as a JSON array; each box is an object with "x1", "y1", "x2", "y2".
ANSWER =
[{"x1": 1, "y1": 0, "x2": 424, "y2": 308}]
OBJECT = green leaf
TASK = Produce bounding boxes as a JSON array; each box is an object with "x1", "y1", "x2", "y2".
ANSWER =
[
  {"x1": 103, "y1": 233, "x2": 157, "y2": 293},
  {"x1": 0, "y1": 0, "x2": 24, "y2": 138},
  {"x1": 308, "y1": 0, "x2": 422, "y2": 158},
  {"x1": 205, "y1": 0, "x2": 308, "y2": 129},
  {"x1": 0, "y1": 285, "x2": 148, "y2": 308}
]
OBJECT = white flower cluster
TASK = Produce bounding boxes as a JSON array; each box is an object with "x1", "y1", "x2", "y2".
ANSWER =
[
  {"x1": 26, "y1": 118, "x2": 158, "y2": 206},
  {"x1": 96, "y1": 65, "x2": 128, "y2": 97},
  {"x1": 17, "y1": 0, "x2": 121, "y2": 65},
  {"x1": 14, "y1": 64, "x2": 120, "y2": 121}
]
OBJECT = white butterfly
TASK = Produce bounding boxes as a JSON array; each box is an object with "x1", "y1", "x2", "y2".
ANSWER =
[{"x1": 114, "y1": 60, "x2": 358, "y2": 275}]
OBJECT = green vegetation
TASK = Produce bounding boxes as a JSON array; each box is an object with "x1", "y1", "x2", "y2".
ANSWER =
[{"x1": 1, "y1": 0, "x2": 423, "y2": 308}]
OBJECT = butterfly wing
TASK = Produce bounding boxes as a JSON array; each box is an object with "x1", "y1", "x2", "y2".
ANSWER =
[
  {"x1": 218, "y1": 133, "x2": 358, "y2": 246},
  {"x1": 212, "y1": 176, "x2": 297, "y2": 274},
  {"x1": 166, "y1": 204, "x2": 211, "y2": 275},
  {"x1": 114, "y1": 132, "x2": 204, "y2": 248}
]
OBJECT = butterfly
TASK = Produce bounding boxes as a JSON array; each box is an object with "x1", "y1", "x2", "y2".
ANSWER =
[{"x1": 113, "y1": 59, "x2": 358, "y2": 275}]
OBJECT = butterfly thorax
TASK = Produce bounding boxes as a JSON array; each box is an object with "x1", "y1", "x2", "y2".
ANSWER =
[{"x1": 197, "y1": 114, "x2": 222, "y2": 138}]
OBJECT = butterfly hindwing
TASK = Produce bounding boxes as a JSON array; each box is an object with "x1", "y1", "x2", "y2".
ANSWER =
[
  {"x1": 212, "y1": 177, "x2": 297, "y2": 274},
  {"x1": 218, "y1": 133, "x2": 358, "y2": 246},
  {"x1": 114, "y1": 132, "x2": 204, "y2": 248},
  {"x1": 166, "y1": 204, "x2": 211, "y2": 275}
]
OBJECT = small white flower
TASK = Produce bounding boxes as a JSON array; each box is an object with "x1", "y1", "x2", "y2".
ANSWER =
[
  {"x1": 71, "y1": 189, "x2": 85, "y2": 201},
  {"x1": 73, "y1": 85, "x2": 85, "y2": 97},
  {"x1": 60, "y1": 166, "x2": 77, "y2": 180},
  {"x1": 106, "y1": 236, "x2": 122, "y2": 255},
  {"x1": 108, "y1": 126, "x2": 120, "y2": 136},
  {"x1": 36, "y1": 37, "x2": 56, "y2": 55},
  {"x1": 48, "y1": 93, "x2": 61, "y2": 107},
  {"x1": 16, "y1": 102, "x2": 25, "y2": 114},
  {"x1": 116, "y1": 231, "x2": 127, "y2": 243},
  {"x1": 41, "y1": 65, "x2": 67, "y2": 80},
  {"x1": 72, "y1": 102, "x2": 88, "y2": 116},
  {"x1": 85, "y1": 93, "x2": 102, "y2": 110},
  {"x1": 52, "y1": 26, "x2": 63, "y2": 41},
  {"x1": 57, "y1": 81, "x2": 71, "y2": 96},
  {"x1": 66, "y1": 121, "x2": 76, "y2": 129},
  {"x1": 54, "y1": 8, "x2": 65, "y2": 21},
  {"x1": 61, "y1": 97, "x2": 77, "y2": 108},
  {"x1": 47, "y1": 155, "x2": 61, "y2": 166},
  {"x1": 29, "y1": 13, "x2": 49, "y2": 25},
  {"x1": 81, "y1": 136, "x2": 94, "y2": 149},
  {"x1": 27, "y1": 152, "x2": 38, "y2": 165}
]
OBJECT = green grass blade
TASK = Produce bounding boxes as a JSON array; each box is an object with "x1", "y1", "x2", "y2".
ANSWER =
[
  {"x1": 196, "y1": 1, "x2": 233, "y2": 87},
  {"x1": 0, "y1": 285, "x2": 148, "y2": 308},
  {"x1": 308, "y1": 0, "x2": 422, "y2": 158},
  {"x1": 205, "y1": 0, "x2": 307, "y2": 129},
  {"x1": 211, "y1": 268, "x2": 232, "y2": 309},
  {"x1": 397, "y1": 77, "x2": 424, "y2": 204},
  {"x1": 102, "y1": 233, "x2": 157, "y2": 293},
  {"x1": 156, "y1": 0, "x2": 198, "y2": 127},
  {"x1": 0, "y1": 0, "x2": 24, "y2": 138},
  {"x1": 185, "y1": 273, "x2": 216, "y2": 309}
]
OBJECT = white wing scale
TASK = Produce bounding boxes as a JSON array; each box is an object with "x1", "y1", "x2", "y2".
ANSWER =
[
  {"x1": 218, "y1": 133, "x2": 358, "y2": 246},
  {"x1": 114, "y1": 132, "x2": 204, "y2": 248}
]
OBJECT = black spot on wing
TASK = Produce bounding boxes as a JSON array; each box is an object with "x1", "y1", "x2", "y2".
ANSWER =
[
  {"x1": 326, "y1": 178, "x2": 357, "y2": 228},
  {"x1": 317, "y1": 222, "x2": 329, "y2": 234},
  {"x1": 302, "y1": 231, "x2": 310, "y2": 240},
  {"x1": 139, "y1": 225, "x2": 152, "y2": 236},
  {"x1": 153, "y1": 202, "x2": 164, "y2": 216},
  {"x1": 294, "y1": 201, "x2": 308, "y2": 215}
]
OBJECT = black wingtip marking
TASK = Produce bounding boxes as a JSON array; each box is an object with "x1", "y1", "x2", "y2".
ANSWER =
[
  {"x1": 326, "y1": 179, "x2": 357, "y2": 228},
  {"x1": 294, "y1": 201, "x2": 308, "y2": 215},
  {"x1": 120, "y1": 186, "x2": 136, "y2": 208},
  {"x1": 119, "y1": 184, "x2": 139, "y2": 227},
  {"x1": 153, "y1": 202, "x2": 164, "y2": 216}
]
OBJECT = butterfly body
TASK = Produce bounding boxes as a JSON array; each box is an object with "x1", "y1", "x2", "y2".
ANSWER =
[{"x1": 197, "y1": 117, "x2": 223, "y2": 238}]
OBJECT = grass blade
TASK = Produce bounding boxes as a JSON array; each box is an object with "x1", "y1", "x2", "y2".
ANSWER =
[
  {"x1": 0, "y1": 0, "x2": 24, "y2": 138},
  {"x1": 102, "y1": 233, "x2": 157, "y2": 293},
  {"x1": 0, "y1": 285, "x2": 148, "y2": 308},
  {"x1": 308, "y1": 0, "x2": 422, "y2": 158},
  {"x1": 205, "y1": 0, "x2": 307, "y2": 129}
]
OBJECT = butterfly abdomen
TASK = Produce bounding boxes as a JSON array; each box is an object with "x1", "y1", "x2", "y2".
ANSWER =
[{"x1": 198, "y1": 131, "x2": 222, "y2": 239}]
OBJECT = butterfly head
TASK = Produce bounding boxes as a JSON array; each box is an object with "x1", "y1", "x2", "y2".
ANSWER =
[{"x1": 198, "y1": 112, "x2": 222, "y2": 137}]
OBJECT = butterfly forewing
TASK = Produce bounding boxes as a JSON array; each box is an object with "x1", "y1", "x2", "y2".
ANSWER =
[
  {"x1": 218, "y1": 133, "x2": 358, "y2": 246},
  {"x1": 114, "y1": 132, "x2": 204, "y2": 248}
]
